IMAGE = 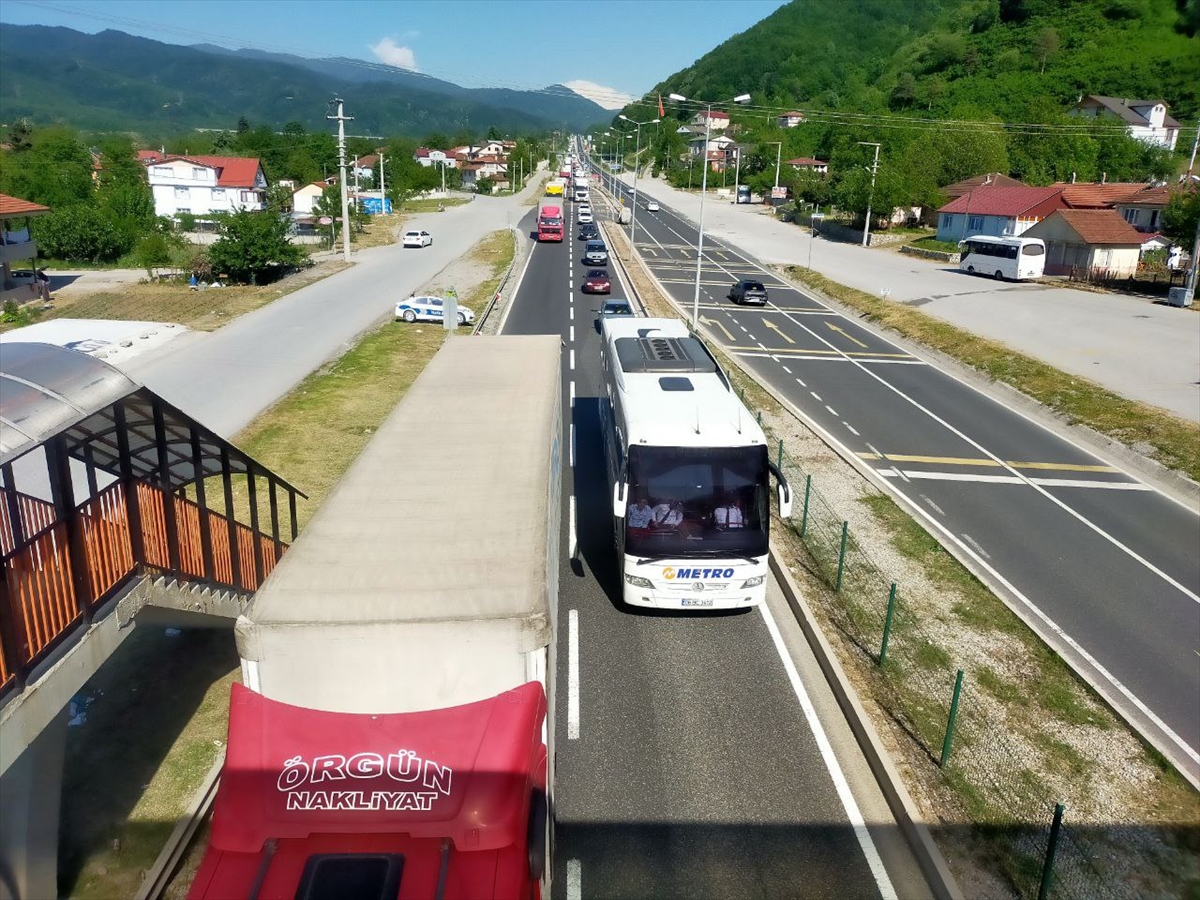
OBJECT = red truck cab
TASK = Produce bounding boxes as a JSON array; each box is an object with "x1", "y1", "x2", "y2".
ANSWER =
[{"x1": 189, "y1": 682, "x2": 548, "y2": 900}]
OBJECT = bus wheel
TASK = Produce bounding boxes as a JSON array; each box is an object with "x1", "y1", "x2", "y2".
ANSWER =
[
  {"x1": 994, "y1": 270, "x2": 1003, "y2": 280},
  {"x1": 527, "y1": 788, "x2": 547, "y2": 881}
]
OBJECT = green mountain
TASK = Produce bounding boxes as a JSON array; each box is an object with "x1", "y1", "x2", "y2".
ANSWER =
[
  {"x1": 636, "y1": 0, "x2": 1198, "y2": 131},
  {"x1": 0, "y1": 26, "x2": 608, "y2": 136}
]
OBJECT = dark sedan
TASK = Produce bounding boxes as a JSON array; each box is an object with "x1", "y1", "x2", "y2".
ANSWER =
[
  {"x1": 582, "y1": 268, "x2": 611, "y2": 294},
  {"x1": 578, "y1": 223, "x2": 599, "y2": 241}
]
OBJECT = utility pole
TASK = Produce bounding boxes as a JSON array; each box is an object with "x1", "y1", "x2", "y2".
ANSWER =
[
  {"x1": 327, "y1": 97, "x2": 353, "y2": 262},
  {"x1": 378, "y1": 151, "x2": 386, "y2": 215},
  {"x1": 858, "y1": 141, "x2": 881, "y2": 248},
  {"x1": 1187, "y1": 122, "x2": 1198, "y2": 180}
]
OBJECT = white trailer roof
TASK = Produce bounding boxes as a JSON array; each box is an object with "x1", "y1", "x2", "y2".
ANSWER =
[{"x1": 237, "y1": 335, "x2": 562, "y2": 713}]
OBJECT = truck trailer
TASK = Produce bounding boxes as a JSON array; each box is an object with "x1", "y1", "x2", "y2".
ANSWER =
[{"x1": 189, "y1": 336, "x2": 563, "y2": 900}]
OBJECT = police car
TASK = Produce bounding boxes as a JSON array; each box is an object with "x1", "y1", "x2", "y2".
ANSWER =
[{"x1": 394, "y1": 295, "x2": 476, "y2": 326}]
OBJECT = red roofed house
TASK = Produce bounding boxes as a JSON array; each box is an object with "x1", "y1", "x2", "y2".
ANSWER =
[
  {"x1": 1, "y1": 193, "x2": 52, "y2": 305},
  {"x1": 1053, "y1": 181, "x2": 1173, "y2": 235},
  {"x1": 691, "y1": 110, "x2": 730, "y2": 132},
  {"x1": 137, "y1": 149, "x2": 166, "y2": 164},
  {"x1": 786, "y1": 157, "x2": 829, "y2": 175},
  {"x1": 935, "y1": 185, "x2": 1066, "y2": 243},
  {"x1": 144, "y1": 155, "x2": 267, "y2": 220},
  {"x1": 1024, "y1": 209, "x2": 1145, "y2": 278}
]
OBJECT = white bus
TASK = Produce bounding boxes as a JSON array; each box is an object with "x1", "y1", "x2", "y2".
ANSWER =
[
  {"x1": 599, "y1": 318, "x2": 792, "y2": 610},
  {"x1": 958, "y1": 235, "x2": 1046, "y2": 281}
]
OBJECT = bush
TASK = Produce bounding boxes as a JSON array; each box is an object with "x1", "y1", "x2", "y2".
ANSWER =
[
  {"x1": 32, "y1": 204, "x2": 130, "y2": 263},
  {"x1": 175, "y1": 212, "x2": 197, "y2": 232},
  {"x1": 134, "y1": 233, "x2": 173, "y2": 276},
  {"x1": 207, "y1": 210, "x2": 307, "y2": 284}
]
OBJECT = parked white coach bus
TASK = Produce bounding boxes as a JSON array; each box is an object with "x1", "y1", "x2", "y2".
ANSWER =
[
  {"x1": 600, "y1": 318, "x2": 792, "y2": 610},
  {"x1": 958, "y1": 235, "x2": 1046, "y2": 281}
]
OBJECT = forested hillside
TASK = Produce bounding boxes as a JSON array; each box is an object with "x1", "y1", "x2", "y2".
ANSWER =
[
  {"x1": 616, "y1": 0, "x2": 1197, "y2": 224},
  {"x1": 0, "y1": 26, "x2": 607, "y2": 137}
]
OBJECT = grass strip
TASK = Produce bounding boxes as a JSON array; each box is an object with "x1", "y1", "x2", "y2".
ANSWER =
[{"x1": 782, "y1": 265, "x2": 1200, "y2": 483}]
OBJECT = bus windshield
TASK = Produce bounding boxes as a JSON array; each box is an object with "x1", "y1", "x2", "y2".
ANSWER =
[{"x1": 625, "y1": 445, "x2": 769, "y2": 558}]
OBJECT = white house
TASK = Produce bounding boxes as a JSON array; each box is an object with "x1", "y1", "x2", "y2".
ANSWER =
[
  {"x1": 1069, "y1": 95, "x2": 1180, "y2": 151},
  {"x1": 785, "y1": 157, "x2": 829, "y2": 175},
  {"x1": 144, "y1": 155, "x2": 267, "y2": 219},
  {"x1": 414, "y1": 148, "x2": 454, "y2": 168},
  {"x1": 688, "y1": 133, "x2": 736, "y2": 157},
  {"x1": 1025, "y1": 209, "x2": 1144, "y2": 278},
  {"x1": 1, "y1": 193, "x2": 51, "y2": 306},
  {"x1": 777, "y1": 111, "x2": 805, "y2": 128},
  {"x1": 352, "y1": 153, "x2": 380, "y2": 182},
  {"x1": 691, "y1": 110, "x2": 729, "y2": 132},
  {"x1": 290, "y1": 182, "x2": 327, "y2": 218}
]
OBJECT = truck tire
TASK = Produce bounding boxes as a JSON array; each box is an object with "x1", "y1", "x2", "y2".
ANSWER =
[{"x1": 527, "y1": 788, "x2": 547, "y2": 881}]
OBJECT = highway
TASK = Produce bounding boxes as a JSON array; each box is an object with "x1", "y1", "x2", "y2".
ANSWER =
[
  {"x1": 501, "y1": 188, "x2": 930, "y2": 897},
  {"x1": 588, "y1": 157, "x2": 1200, "y2": 782}
]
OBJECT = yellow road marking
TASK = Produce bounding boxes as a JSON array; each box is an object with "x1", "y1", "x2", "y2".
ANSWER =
[
  {"x1": 856, "y1": 452, "x2": 1120, "y2": 473},
  {"x1": 762, "y1": 317, "x2": 795, "y2": 344},
  {"x1": 699, "y1": 315, "x2": 736, "y2": 342},
  {"x1": 753, "y1": 346, "x2": 915, "y2": 359},
  {"x1": 826, "y1": 321, "x2": 868, "y2": 349}
]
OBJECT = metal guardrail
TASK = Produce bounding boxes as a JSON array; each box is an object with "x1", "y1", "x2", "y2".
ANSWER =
[{"x1": 473, "y1": 227, "x2": 519, "y2": 335}]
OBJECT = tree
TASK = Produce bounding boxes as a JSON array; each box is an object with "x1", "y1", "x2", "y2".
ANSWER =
[
  {"x1": 1161, "y1": 188, "x2": 1200, "y2": 246},
  {"x1": 32, "y1": 205, "x2": 127, "y2": 262},
  {"x1": 475, "y1": 176, "x2": 496, "y2": 195},
  {"x1": 207, "y1": 210, "x2": 307, "y2": 284},
  {"x1": 237, "y1": 116, "x2": 251, "y2": 134},
  {"x1": 891, "y1": 74, "x2": 918, "y2": 108},
  {"x1": 1034, "y1": 27, "x2": 1059, "y2": 73},
  {"x1": 134, "y1": 232, "x2": 173, "y2": 278}
]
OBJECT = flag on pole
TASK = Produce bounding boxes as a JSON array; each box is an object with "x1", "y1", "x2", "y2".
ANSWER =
[{"x1": 658, "y1": 93, "x2": 665, "y2": 117}]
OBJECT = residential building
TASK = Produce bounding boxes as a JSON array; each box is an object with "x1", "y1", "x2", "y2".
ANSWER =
[
  {"x1": 144, "y1": 155, "x2": 267, "y2": 219},
  {"x1": 691, "y1": 110, "x2": 729, "y2": 132},
  {"x1": 1, "y1": 193, "x2": 51, "y2": 305},
  {"x1": 1055, "y1": 182, "x2": 1172, "y2": 235},
  {"x1": 290, "y1": 182, "x2": 327, "y2": 218},
  {"x1": 414, "y1": 148, "x2": 454, "y2": 168},
  {"x1": 935, "y1": 185, "x2": 1066, "y2": 242},
  {"x1": 352, "y1": 154, "x2": 379, "y2": 182},
  {"x1": 137, "y1": 149, "x2": 166, "y2": 164},
  {"x1": 777, "y1": 112, "x2": 805, "y2": 128},
  {"x1": 1069, "y1": 95, "x2": 1180, "y2": 151},
  {"x1": 785, "y1": 157, "x2": 829, "y2": 175},
  {"x1": 688, "y1": 133, "x2": 736, "y2": 158},
  {"x1": 1025, "y1": 209, "x2": 1144, "y2": 278},
  {"x1": 940, "y1": 173, "x2": 1023, "y2": 201}
]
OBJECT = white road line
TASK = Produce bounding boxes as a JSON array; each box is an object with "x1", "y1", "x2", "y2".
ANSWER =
[
  {"x1": 570, "y1": 422, "x2": 575, "y2": 466},
  {"x1": 569, "y1": 325, "x2": 575, "y2": 343},
  {"x1": 924, "y1": 496, "x2": 946, "y2": 516},
  {"x1": 781, "y1": 365, "x2": 792, "y2": 374},
  {"x1": 570, "y1": 348, "x2": 575, "y2": 370},
  {"x1": 568, "y1": 609, "x2": 580, "y2": 740},
  {"x1": 758, "y1": 602, "x2": 898, "y2": 900},
  {"x1": 825, "y1": 405, "x2": 839, "y2": 417},
  {"x1": 747, "y1": 333, "x2": 757, "y2": 341},
  {"x1": 962, "y1": 532, "x2": 991, "y2": 560},
  {"x1": 739, "y1": 325, "x2": 748, "y2": 333},
  {"x1": 845, "y1": 423, "x2": 860, "y2": 436},
  {"x1": 876, "y1": 470, "x2": 1153, "y2": 491},
  {"x1": 732, "y1": 352, "x2": 926, "y2": 365},
  {"x1": 497, "y1": 235, "x2": 538, "y2": 334},
  {"x1": 796, "y1": 378, "x2": 806, "y2": 387},
  {"x1": 569, "y1": 494, "x2": 578, "y2": 560},
  {"x1": 566, "y1": 859, "x2": 582, "y2": 900},
  {"x1": 569, "y1": 306, "x2": 574, "y2": 320},
  {"x1": 811, "y1": 392, "x2": 822, "y2": 402},
  {"x1": 569, "y1": 380, "x2": 575, "y2": 407},
  {"x1": 762, "y1": 382, "x2": 1200, "y2": 772}
]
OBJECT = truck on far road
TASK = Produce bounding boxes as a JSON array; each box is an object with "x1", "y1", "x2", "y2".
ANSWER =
[
  {"x1": 547, "y1": 178, "x2": 566, "y2": 197},
  {"x1": 538, "y1": 200, "x2": 565, "y2": 242},
  {"x1": 189, "y1": 336, "x2": 563, "y2": 900}
]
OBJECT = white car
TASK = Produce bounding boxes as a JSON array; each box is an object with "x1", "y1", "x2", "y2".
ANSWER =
[
  {"x1": 402, "y1": 230, "x2": 433, "y2": 248},
  {"x1": 578, "y1": 210, "x2": 594, "y2": 224},
  {"x1": 646, "y1": 200, "x2": 660, "y2": 212},
  {"x1": 394, "y1": 295, "x2": 476, "y2": 326}
]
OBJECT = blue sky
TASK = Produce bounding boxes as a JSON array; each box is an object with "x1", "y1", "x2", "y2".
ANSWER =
[{"x1": 0, "y1": 0, "x2": 788, "y2": 108}]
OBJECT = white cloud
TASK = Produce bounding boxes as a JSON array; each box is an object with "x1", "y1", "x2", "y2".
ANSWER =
[
  {"x1": 370, "y1": 37, "x2": 418, "y2": 71},
  {"x1": 563, "y1": 80, "x2": 637, "y2": 110}
]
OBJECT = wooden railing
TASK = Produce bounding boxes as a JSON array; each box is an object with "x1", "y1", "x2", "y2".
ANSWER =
[{"x1": 1, "y1": 480, "x2": 285, "y2": 697}]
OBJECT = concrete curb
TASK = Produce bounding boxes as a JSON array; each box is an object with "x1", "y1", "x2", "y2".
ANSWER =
[{"x1": 768, "y1": 552, "x2": 963, "y2": 900}]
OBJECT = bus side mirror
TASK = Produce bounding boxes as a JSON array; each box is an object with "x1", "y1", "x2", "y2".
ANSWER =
[
  {"x1": 613, "y1": 482, "x2": 627, "y2": 518},
  {"x1": 778, "y1": 482, "x2": 792, "y2": 518}
]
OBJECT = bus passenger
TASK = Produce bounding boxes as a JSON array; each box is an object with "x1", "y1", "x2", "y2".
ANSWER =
[
  {"x1": 627, "y1": 497, "x2": 655, "y2": 530},
  {"x1": 652, "y1": 499, "x2": 684, "y2": 531},
  {"x1": 714, "y1": 497, "x2": 745, "y2": 530}
]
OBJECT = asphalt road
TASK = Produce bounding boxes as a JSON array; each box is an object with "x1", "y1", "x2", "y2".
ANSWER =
[
  {"x1": 502, "y1": 187, "x2": 929, "y2": 898},
  {"x1": 589, "y1": 159, "x2": 1200, "y2": 783}
]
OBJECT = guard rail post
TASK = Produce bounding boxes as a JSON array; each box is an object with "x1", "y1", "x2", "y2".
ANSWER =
[
  {"x1": 835, "y1": 520, "x2": 849, "y2": 591},
  {"x1": 879, "y1": 582, "x2": 898, "y2": 664},
  {"x1": 800, "y1": 474, "x2": 811, "y2": 537},
  {"x1": 1037, "y1": 803, "x2": 1065, "y2": 900}
]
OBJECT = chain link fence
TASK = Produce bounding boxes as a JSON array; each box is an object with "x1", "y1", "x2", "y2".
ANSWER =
[{"x1": 745, "y1": 392, "x2": 1135, "y2": 900}]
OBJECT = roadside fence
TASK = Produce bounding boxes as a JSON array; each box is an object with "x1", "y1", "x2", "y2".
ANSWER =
[
  {"x1": 474, "y1": 230, "x2": 518, "y2": 334},
  {"x1": 741, "y1": 390, "x2": 1137, "y2": 900}
]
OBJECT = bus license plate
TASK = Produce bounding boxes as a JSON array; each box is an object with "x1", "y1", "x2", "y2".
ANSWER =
[{"x1": 682, "y1": 598, "x2": 714, "y2": 607}]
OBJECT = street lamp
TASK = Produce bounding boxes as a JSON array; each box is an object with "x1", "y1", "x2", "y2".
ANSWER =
[
  {"x1": 668, "y1": 92, "x2": 752, "y2": 328},
  {"x1": 618, "y1": 114, "x2": 659, "y2": 258},
  {"x1": 858, "y1": 141, "x2": 881, "y2": 247},
  {"x1": 765, "y1": 141, "x2": 783, "y2": 189}
]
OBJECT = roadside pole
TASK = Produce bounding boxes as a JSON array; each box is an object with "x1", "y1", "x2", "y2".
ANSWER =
[{"x1": 327, "y1": 97, "x2": 354, "y2": 263}]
